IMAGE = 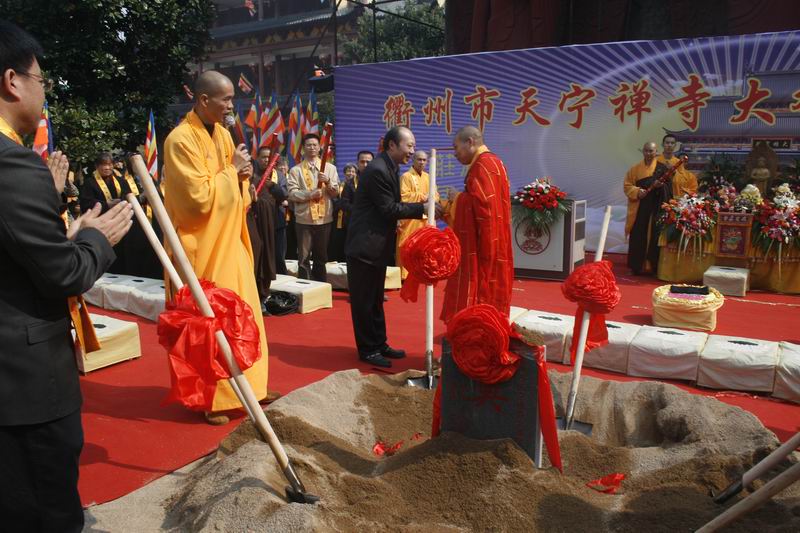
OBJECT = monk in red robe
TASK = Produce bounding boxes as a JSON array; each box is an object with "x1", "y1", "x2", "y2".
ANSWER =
[{"x1": 440, "y1": 126, "x2": 514, "y2": 323}]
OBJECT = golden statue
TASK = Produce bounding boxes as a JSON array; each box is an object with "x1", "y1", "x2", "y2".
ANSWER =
[{"x1": 749, "y1": 156, "x2": 771, "y2": 195}]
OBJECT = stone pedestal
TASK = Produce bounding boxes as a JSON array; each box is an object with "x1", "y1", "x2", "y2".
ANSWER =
[{"x1": 440, "y1": 338, "x2": 542, "y2": 464}]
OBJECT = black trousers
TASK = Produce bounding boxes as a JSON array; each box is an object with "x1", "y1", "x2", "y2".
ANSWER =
[
  {"x1": 275, "y1": 226, "x2": 287, "y2": 275},
  {"x1": 0, "y1": 409, "x2": 84, "y2": 533},
  {"x1": 347, "y1": 257, "x2": 388, "y2": 356},
  {"x1": 296, "y1": 222, "x2": 331, "y2": 282}
]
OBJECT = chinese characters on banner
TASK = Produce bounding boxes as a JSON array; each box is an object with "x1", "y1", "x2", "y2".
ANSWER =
[{"x1": 382, "y1": 75, "x2": 799, "y2": 133}]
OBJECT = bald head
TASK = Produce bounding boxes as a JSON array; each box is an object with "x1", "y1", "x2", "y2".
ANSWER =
[
  {"x1": 412, "y1": 150, "x2": 428, "y2": 174},
  {"x1": 453, "y1": 125, "x2": 485, "y2": 165},
  {"x1": 642, "y1": 141, "x2": 657, "y2": 164},
  {"x1": 194, "y1": 71, "x2": 233, "y2": 98},
  {"x1": 455, "y1": 125, "x2": 483, "y2": 145},
  {"x1": 193, "y1": 70, "x2": 235, "y2": 125}
]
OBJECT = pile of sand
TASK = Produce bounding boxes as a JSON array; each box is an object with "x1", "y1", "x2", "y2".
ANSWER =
[{"x1": 162, "y1": 370, "x2": 800, "y2": 532}]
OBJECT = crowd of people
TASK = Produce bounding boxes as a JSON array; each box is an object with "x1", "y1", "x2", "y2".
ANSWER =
[{"x1": 1, "y1": 20, "x2": 514, "y2": 532}]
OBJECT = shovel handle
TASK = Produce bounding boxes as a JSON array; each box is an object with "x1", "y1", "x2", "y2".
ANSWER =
[
  {"x1": 128, "y1": 155, "x2": 305, "y2": 493},
  {"x1": 564, "y1": 206, "x2": 612, "y2": 429},
  {"x1": 715, "y1": 429, "x2": 800, "y2": 503},
  {"x1": 125, "y1": 193, "x2": 181, "y2": 289},
  {"x1": 424, "y1": 148, "x2": 437, "y2": 377},
  {"x1": 124, "y1": 191, "x2": 256, "y2": 422},
  {"x1": 698, "y1": 462, "x2": 800, "y2": 532}
]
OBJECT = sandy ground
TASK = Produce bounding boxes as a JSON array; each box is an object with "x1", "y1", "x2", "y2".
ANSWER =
[{"x1": 84, "y1": 369, "x2": 800, "y2": 532}]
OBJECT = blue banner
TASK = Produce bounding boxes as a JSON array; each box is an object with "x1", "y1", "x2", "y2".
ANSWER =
[{"x1": 334, "y1": 31, "x2": 800, "y2": 214}]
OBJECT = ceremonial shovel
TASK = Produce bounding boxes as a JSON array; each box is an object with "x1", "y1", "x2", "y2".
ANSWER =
[
  {"x1": 557, "y1": 205, "x2": 613, "y2": 436},
  {"x1": 128, "y1": 155, "x2": 319, "y2": 504},
  {"x1": 407, "y1": 147, "x2": 440, "y2": 390},
  {"x1": 698, "y1": 431, "x2": 800, "y2": 532}
]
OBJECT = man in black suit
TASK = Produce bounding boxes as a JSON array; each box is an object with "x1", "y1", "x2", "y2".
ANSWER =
[
  {"x1": 345, "y1": 127, "x2": 442, "y2": 368},
  {"x1": 0, "y1": 20, "x2": 133, "y2": 532}
]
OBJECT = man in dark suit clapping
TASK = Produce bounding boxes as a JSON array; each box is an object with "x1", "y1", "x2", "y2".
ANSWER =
[
  {"x1": 345, "y1": 126, "x2": 442, "y2": 368},
  {"x1": 0, "y1": 20, "x2": 133, "y2": 532}
]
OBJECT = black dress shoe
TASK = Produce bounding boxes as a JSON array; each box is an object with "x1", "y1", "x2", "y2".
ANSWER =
[
  {"x1": 381, "y1": 346, "x2": 406, "y2": 359},
  {"x1": 360, "y1": 351, "x2": 392, "y2": 368}
]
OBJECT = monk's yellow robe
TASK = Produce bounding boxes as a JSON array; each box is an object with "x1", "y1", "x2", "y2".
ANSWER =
[
  {"x1": 656, "y1": 154, "x2": 698, "y2": 199},
  {"x1": 163, "y1": 110, "x2": 267, "y2": 410},
  {"x1": 623, "y1": 158, "x2": 659, "y2": 237},
  {"x1": 396, "y1": 168, "x2": 438, "y2": 279}
]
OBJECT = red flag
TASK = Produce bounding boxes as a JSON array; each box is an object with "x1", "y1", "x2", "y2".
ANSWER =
[
  {"x1": 182, "y1": 84, "x2": 194, "y2": 100},
  {"x1": 263, "y1": 92, "x2": 285, "y2": 150},
  {"x1": 238, "y1": 73, "x2": 254, "y2": 94}
]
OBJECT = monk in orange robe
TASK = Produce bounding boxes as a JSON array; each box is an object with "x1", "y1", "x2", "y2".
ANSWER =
[
  {"x1": 440, "y1": 126, "x2": 514, "y2": 323},
  {"x1": 656, "y1": 134, "x2": 697, "y2": 199},
  {"x1": 163, "y1": 71, "x2": 273, "y2": 425},
  {"x1": 624, "y1": 141, "x2": 663, "y2": 275}
]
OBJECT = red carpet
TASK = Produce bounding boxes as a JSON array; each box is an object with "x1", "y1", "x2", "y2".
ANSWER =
[{"x1": 79, "y1": 254, "x2": 800, "y2": 506}]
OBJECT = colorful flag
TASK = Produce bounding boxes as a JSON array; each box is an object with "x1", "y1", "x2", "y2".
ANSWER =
[
  {"x1": 231, "y1": 104, "x2": 247, "y2": 147},
  {"x1": 145, "y1": 110, "x2": 158, "y2": 180},
  {"x1": 238, "y1": 72, "x2": 254, "y2": 94},
  {"x1": 182, "y1": 84, "x2": 194, "y2": 100},
  {"x1": 288, "y1": 92, "x2": 304, "y2": 166},
  {"x1": 302, "y1": 89, "x2": 319, "y2": 137},
  {"x1": 261, "y1": 92, "x2": 285, "y2": 151},
  {"x1": 32, "y1": 101, "x2": 52, "y2": 161},
  {"x1": 244, "y1": 92, "x2": 261, "y2": 158}
]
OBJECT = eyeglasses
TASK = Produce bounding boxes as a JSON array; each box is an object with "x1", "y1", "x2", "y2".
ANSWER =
[{"x1": 18, "y1": 71, "x2": 55, "y2": 92}]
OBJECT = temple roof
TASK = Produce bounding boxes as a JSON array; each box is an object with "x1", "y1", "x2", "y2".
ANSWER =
[
  {"x1": 742, "y1": 69, "x2": 800, "y2": 102},
  {"x1": 211, "y1": 8, "x2": 358, "y2": 40}
]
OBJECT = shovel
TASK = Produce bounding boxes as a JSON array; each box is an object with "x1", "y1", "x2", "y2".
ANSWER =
[
  {"x1": 557, "y1": 205, "x2": 613, "y2": 436},
  {"x1": 407, "y1": 147, "x2": 439, "y2": 390},
  {"x1": 712, "y1": 429, "x2": 800, "y2": 504},
  {"x1": 128, "y1": 155, "x2": 319, "y2": 504},
  {"x1": 698, "y1": 461, "x2": 800, "y2": 532}
]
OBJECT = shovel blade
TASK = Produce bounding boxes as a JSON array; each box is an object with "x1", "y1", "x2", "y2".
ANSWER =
[
  {"x1": 556, "y1": 417, "x2": 593, "y2": 436},
  {"x1": 285, "y1": 486, "x2": 320, "y2": 504},
  {"x1": 406, "y1": 374, "x2": 438, "y2": 390}
]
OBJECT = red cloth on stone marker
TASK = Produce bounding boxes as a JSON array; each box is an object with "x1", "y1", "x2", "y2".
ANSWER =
[
  {"x1": 534, "y1": 347, "x2": 563, "y2": 472},
  {"x1": 400, "y1": 226, "x2": 461, "y2": 303},
  {"x1": 157, "y1": 280, "x2": 262, "y2": 411},
  {"x1": 432, "y1": 305, "x2": 563, "y2": 472},
  {"x1": 432, "y1": 304, "x2": 521, "y2": 437},
  {"x1": 561, "y1": 261, "x2": 621, "y2": 364}
]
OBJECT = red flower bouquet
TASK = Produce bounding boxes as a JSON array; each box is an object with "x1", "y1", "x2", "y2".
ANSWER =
[{"x1": 511, "y1": 178, "x2": 570, "y2": 232}]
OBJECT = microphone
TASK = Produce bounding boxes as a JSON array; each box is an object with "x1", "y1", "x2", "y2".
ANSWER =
[{"x1": 224, "y1": 114, "x2": 235, "y2": 128}]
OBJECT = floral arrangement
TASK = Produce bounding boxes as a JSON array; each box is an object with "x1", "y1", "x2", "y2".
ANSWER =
[
  {"x1": 732, "y1": 184, "x2": 763, "y2": 213},
  {"x1": 772, "y1": 183, "x2": 800, "y2": 210},
  {"x1": 511, "y1": 178, "x2": 570, "y2": 232},
  {"x1": 753, "y1": 184, "x2": 800, "y2": 268},
  {"x1": 659, "y1": 195, "x2": 720, "y2": 256},
  {"x1": 700, "y1": 175, "x2": 738, "y2": 211}
]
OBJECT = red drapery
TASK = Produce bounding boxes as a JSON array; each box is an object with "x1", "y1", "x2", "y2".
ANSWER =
[
  {"x1": 157, "y1": 281, "x2": 262, "y2": 411},
  {"x1": 400, "y1": 226, "x2": 461, "y2": 303},
  {"x1": 561, "y1": 261, "x2": 621, "y2": 364},
  {"x1": 440, "y1": 151, "x2": 514, "y2": 324}
]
